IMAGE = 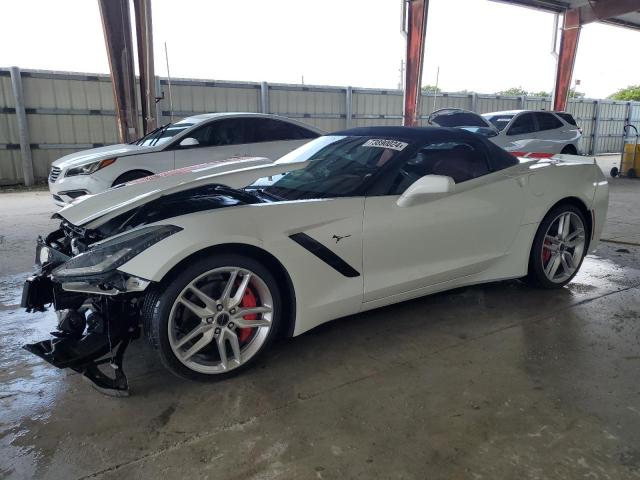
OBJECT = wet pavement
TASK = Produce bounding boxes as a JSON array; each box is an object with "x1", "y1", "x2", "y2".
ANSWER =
[{"x1": 1, "y1": 182, "x2": 640, "y2": 479}]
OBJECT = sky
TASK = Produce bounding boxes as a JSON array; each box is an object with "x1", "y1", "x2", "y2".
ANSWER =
[{"x1": 0, "y1": 0, "x2": 638, "y2": 99}]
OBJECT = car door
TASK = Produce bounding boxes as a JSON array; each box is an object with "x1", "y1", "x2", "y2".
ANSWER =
[
  {"x1": 362, "y1": 138, "x2": 525, "y2": 303},
  {"x1": 533, "y1": 112, "x2": 567, "y2": 153},
  {"x1": 173, "y1": 118, "x2": 252, "y2": 168},
  {"x1": 500, "y1": 112, "x2": 541, "y2": 153},
  {"x1": 246, "y1": 118, "x2": 319, "y2": 160}
]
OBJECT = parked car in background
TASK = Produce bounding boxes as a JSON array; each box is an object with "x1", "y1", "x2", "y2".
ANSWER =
[
  {"x1": 427, "y1": 108, "x2": 499, "y2": 138},
  {"x1": 482, "y1": 110, "x2": 581, "y2": 155},
  {"x1": 428, "y1": 108, "x2": 581, "y2": 156},
  {"x1": 47, "y1": 113, "x2": 324, "y2": 206}
]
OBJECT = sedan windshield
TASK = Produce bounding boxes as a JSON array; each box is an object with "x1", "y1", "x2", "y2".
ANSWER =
[
  {"x1": 250, "y1": 136, "x2": 409, "y2": 199},
  {"x1": 483, "y1": 114, "x2": 514, "y2": 132},
  {"x1": 135, "y1": 122, "x2": 195, "y2": 147}
]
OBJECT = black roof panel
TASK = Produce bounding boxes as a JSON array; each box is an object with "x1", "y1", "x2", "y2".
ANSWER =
[{"x1": 329, "y1": 126, "x2": 482, "y2": 143}]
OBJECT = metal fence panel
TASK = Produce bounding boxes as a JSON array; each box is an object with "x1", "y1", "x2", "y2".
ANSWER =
[
  {"x1": 2, "y1": 67, "x2": 640, "y2": 184},
  {"x1": 566, "y1": 100, "x2": 595, "y2": 154},
  {"x1": 596, "y1": 101, "x2": 628, "y2": 153},
  {"x1": 160, "y1": 80, "x2": 261, "y2": 117},
  {"x1": 268, "y1": 86, "x2": 346, "y2": 132},
  {"x1": 0, "y1": 150, "x2": 20, "y2": 185},
  {"x1": 0, "y1": 74, "x2": 16, "y2": 109},
  {"x1": 524, "y1": 97, "x2": 552, "y2": 111},
  {"x1": 475, "y1": 96, "x2": 521, "y2": 114}
]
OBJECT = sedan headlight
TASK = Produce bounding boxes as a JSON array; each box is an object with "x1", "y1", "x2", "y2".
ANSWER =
[
  {"x1": 65, "y1": 158, "x2": 116, "y2": 177},
  {"x1": 52, "y1": 225, "x2": 181, "y2": 279}
]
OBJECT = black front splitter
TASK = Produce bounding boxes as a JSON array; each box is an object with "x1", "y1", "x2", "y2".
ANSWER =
[{"x1": 24, "y1": 332, "x2": 132, "y2": 397}]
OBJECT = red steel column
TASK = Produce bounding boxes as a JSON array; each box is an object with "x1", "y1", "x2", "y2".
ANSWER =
[
  {"x1": 403, "y1": 0, "x2": 429, "y2": 126},
  {"x1": 98, "y1": 0, "x2": 140, "y2": 143},
  {"x1": 552, "y1": 9, "x2": 581, "y2": 112},
  {"x1": 133, "y1": 0, "x2": 157, "y2": 134}
]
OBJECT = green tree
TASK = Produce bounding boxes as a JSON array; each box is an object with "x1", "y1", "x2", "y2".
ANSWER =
[
  {"x1": 569, "y1": 88, "x2": 585, "y2": 99},
  {"x1": 531, "y1": 91, "x2": 551, "y2": 97},
  {"x1": 608, "y1": 85, "x2": 640, "y2": 101},
  {"x1": 496, "y1": 86, "x2": 528, "y2": 96},
  {"x1": 421, "y1": 84, "x2": 442, "y2": 93}
]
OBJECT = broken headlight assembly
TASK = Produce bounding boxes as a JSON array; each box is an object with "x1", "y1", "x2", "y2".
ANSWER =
[{"x1": 52, "y1": 225, "x2": 182, "y2": 279}]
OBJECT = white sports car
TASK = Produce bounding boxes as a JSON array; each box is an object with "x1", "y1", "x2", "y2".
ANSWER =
[{"x1": 22, "y1": 127, "x2": 609, "y2": 396}]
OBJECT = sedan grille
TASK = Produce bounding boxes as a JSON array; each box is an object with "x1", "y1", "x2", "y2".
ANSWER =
[{"x1": 49, "y1": 166, "x2": 62, "y2": 183}]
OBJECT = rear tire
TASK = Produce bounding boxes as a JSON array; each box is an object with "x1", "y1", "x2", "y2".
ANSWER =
[
  {"x1": 526, "y1": 204, "x2": 588, "y2": 289},
  {"x1": 560, "y1": 145, "x2": 577, "y2": 155},
  {"x1": 610, "y1": 167, "x2": 619, "y2": 178},
  {"x1": 112, "y1": 170, "x2": 152, "y2": 187},
  {"x1": 628, "y1": 168, "x2": 637, "y2": 179},
  {"x1": 142, "y1": 254, "x2": 282, "y2": 382}
]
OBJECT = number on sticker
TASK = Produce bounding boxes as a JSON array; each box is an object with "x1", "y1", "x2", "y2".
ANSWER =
[{"x1": 362, "y1": 139, "x2": 408, "y2": 151}]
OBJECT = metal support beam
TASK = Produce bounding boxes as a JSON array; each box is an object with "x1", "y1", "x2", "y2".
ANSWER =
[
  {"x1": 98, "y1": 0, "x2": 140, "y2": 143},
  {"x1": 402, "y1": 0, "x2": 430, "y2": 126},
  {"x1": 552, "y1": 9, "x2": 580, "y2": 112},
  {"x1": 260, "y1": 82, "x2": 269, "y2": 113},
  {"x1": 345, "y1": 86, "x2": 353, "y2": 128},
  {"x1": 577, "y1": 0, "x2": 640, "y2": 25},
  {"x1": 9, "y1": 66, "x2": 34, "y2": 186},
  {"x1": 133, "y1": 0, "x2": 157, "y2": 134},
  {"x1": 592, "y1": 100, "x2": 601, "y2": 155}
]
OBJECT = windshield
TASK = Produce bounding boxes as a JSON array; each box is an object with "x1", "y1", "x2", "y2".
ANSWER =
[
  {"x1": 135, "y1": 122, "x2": 195, "y2": 147},
  {"x1": 483, "y1": 114, "x2": 514, "y2": 132},
  {"x1": 250, "y1": 135, "x2": 409, "y2": 199}
]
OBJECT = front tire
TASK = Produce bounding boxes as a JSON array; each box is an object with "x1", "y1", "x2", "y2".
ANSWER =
[
  {"x1": 142, "y1": 254, "x2": 282, "y2": 381},
  {"x1": 526, "y1": 204, "x2": 588, "y2": 289}
]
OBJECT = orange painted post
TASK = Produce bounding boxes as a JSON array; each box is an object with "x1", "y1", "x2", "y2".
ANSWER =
[{"x1": 403, "y1": 0, "x2": 429, "y2": 126}]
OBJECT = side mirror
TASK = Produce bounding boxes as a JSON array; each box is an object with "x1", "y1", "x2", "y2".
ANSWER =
[
  {"x1": 397, "y1": 175, "x2": 455, "y2": 207},
  {"x1": 179, "y1": 137, "x2": 199, "y2": 147}
]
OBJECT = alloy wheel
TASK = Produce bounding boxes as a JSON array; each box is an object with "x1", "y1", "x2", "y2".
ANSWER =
[
  {"x1": 168, "y1": 267, "x2": 274, "y2": 374},
  {"x1": 541, "y1": 211, "x2": 586, "y2": 283}
]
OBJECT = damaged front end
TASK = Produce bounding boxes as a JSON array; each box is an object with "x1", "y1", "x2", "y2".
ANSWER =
[{"x1": 21, "y1": 221, "x2": 181, "y2": 396}]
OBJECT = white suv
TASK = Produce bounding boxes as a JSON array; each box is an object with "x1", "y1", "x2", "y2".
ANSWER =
[
  {"x1": 48, "y1": 113, "x2": 324, "y2": 206},
  {"x1": 482, "y1": 110, "x2": 581, "y2": 155},
  {"x1": 428, "y1": 108, "x2": 581, "y2": 156}
]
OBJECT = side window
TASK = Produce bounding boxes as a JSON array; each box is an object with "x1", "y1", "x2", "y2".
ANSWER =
[
  {"x1": 555, "y1": 112, "x2": 577, "y2": 126},
  {"x1": 507, "y1": 113, "x2": 536, "y2": 136},
  {"x1": 245, "y1": 118, "x2": 318, "y2": 142},
  {"x1": 535, "y1": 112, "x2": 563, "y2": 131},
  {"x1": 187, "y1": 119, "x2": 249, "y2": 147},
  {"x1": 389, "y1": 140, "x2": 490, "y2": 194}
]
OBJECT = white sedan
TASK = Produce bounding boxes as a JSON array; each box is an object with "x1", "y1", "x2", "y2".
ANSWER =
[
  {"x1": 47, "y1": 113, "x2": 323, "y2": 206},
  {"x1": 22, "y1": 126, "x2": 608, "y2": 396}
]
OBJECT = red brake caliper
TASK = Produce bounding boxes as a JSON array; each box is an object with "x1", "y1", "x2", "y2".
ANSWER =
[
  {"x1": 542, "y1": 240, "x2": 552, "y2": 264},
  {"x1": 238, "y1": 286, "x2": 258, "y2": 343}
]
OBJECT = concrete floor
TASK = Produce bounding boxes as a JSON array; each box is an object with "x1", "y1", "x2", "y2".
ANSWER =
[{"x1": 1, "y1": 165, "x2": 639, "y2": 479}]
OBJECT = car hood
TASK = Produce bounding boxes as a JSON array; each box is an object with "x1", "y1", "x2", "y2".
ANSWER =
[
  {"x1": 52, "y1": 143, "x2": 159, "y2": 169},
  {"x1": 56, "y1": 157, "x2": 308, "y2": 228}
]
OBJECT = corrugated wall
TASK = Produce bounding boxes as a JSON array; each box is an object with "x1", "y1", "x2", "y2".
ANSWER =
[{"x1": 1, "y1": 67, "x2": 639, "y2": 185}]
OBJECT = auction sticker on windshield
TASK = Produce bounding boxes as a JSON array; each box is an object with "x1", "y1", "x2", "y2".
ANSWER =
[{"x1": 362, "y1": 139, "x2": 408, "y2": 151}]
